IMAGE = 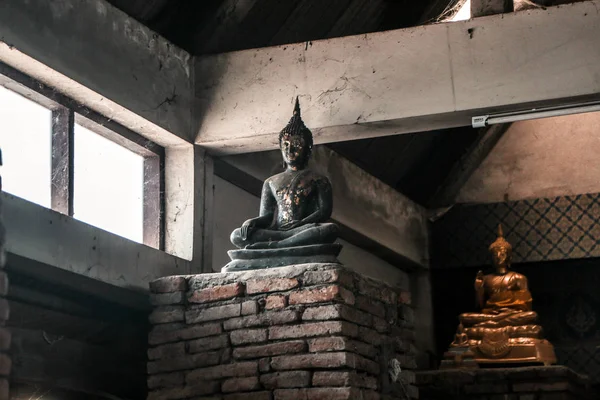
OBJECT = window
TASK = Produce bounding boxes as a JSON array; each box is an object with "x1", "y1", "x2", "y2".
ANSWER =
[
  {"x1": 450, "y1": 0, "x2": 471, "y2": 21},
  {"x1": 73, "y1": 122, "x2": 145, "y2": 243},
  {"x1": 0, "y1": 85, "x2": 52, "y2": 208},
  {"x1": 0, "y1": 63, "x2": 163, "y2": 248}
]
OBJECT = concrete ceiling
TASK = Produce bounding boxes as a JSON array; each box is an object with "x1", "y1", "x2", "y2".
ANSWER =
[
  {"x1": 102, "y1": 0, "x2": 481, "y2": 207},
  {"x1": 330, "y1": 127, "x2": 480, "y2": 206},
  {"x1": 458, "y1": 112, "x2": 600, "y2": 204},
  {"x1": 105, "y1": 0, "x2": 462, "y2": 55},
  {"x1": 94, "y1": 0, "x2": 600, "y2": 208}
]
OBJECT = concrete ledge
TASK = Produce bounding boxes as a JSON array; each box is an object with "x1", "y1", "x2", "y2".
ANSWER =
[{"x1": 2, "y1": 193, "x2": 190, "y2": 292}]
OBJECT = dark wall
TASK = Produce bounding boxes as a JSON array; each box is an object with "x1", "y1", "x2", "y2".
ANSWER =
[{"x1": 6, "y1": 255, "x2": 149, "y2": 399}]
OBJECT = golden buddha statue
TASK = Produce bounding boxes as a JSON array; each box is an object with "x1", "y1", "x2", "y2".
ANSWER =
[{"x1": 442, "y1": 225, "x2": 556, "y2": 368}]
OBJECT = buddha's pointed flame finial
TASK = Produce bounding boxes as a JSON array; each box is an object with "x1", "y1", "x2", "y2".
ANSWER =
[
  {"x1": 294, "y1": 96, "x2": 301, "y2": 116},
  {"x1": 279, "y1": 96, "x2": 313, "y2": 146},
  {"x1": 489, "y1": 223, "x2": 512, "y2": 252}
]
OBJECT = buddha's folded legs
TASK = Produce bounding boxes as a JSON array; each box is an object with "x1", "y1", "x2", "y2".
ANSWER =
[
  {"x1": 464, "y1": 325, "x2": 543, "y2": 340},
  {"x1": 231, "y1": 223, "x2": 339, "y2": 249},
  {"x1": 231, "y1": 226, "x2": 297, "y2": 248},
  {"x1": 460, "y1": 311, "x2": 538, "y2": 327},
  {"x1": 460, "y1": 310, "x2": 518, "y2": 325}
]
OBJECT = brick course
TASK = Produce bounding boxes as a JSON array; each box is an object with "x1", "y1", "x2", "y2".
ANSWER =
[
  {"x1": 265, "y1": 294, "x2": 287, "y2": 310},
  {"x1": 246, "y1": 278, "x2": 299, "y2": 294},
  {"x1": 230, "y1": 328, "x2": 267, "y2": 346},
  {"x1": 261, "y1": 371, "x2": 311, "y2": 389},
  {"x1": 189, "y1": 282, "x2": 245, "y2": 304},
  {"x1": 147, "y1": 263, "x2": 417, "y2": 399},
  {"x1": 233, "y1": 340, "x2": 306, "y2": 359}
]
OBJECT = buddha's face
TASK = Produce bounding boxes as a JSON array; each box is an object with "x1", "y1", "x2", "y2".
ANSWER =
[
  {"x1": 280, "y1": 133, "x2": 309, "y2": 169},
  {"x1": 491, "y1": 246, "x2": 511, "y2": 268}
]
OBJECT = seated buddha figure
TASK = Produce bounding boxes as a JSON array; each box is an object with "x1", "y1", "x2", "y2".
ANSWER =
[
  {"x1": 223, "y1": 99, "x2": 341, "y2": 272},
  {"x1": 444, "y1": 225, "x2": 556, "y2": 366}
]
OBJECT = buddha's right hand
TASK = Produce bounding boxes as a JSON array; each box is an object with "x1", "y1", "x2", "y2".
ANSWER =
[{"x1": 241, "y1": 219, "x2": 256, "y2": 240}]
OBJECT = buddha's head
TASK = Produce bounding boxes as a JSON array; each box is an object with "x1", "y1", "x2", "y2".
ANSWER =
[
  {"x1": 489, "y1": 224, "x2": 512, "y2": 271},
  {"x1": 279, "y1": 98, "x2": 313, "y2": 170}
]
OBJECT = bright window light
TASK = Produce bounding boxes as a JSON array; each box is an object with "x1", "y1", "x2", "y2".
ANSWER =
[
  {"x1": 0, "y1": 86, "x2": 52, "y2": 207},
  {"x1": 450, "y1": 0, "x2": 471, "y2": 21},
  {"x1": 73, "y1": 123, "x2": 144, "y2": 243}
]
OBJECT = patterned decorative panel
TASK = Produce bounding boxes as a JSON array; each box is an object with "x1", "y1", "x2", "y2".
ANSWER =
[{"x1": 433, "y1": 193, "x2": 600, "y2": 268}]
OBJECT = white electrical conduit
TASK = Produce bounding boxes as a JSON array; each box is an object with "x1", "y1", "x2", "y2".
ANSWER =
[{"x1": 472, "y1": 101, "x2": 600, "y2": 128}]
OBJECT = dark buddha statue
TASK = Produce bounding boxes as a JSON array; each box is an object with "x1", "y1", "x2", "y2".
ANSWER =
[
  {"x1": 223, "y1": 99, "x2": 342, "y2": 272},
  {"x1": 442, "y1": 225, "x2": 556, "y2": 368}
]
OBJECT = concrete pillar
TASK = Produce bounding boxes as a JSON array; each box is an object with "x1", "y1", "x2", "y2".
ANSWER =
[{"x1": 164, "y1": 146, "x2": 214, "y2": 273}]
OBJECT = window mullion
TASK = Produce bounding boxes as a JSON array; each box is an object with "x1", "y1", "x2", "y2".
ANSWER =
[
  {"x1": 50, "y1": 107, "x2": 74, "y2": 215},
  {"x1": 143, "y1": 155, "x2": 161, "y2": 249}
]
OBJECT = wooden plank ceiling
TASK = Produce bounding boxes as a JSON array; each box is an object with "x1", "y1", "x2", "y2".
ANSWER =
[{"x1": 106, "y1": 0, "x2": 480, "y2": 206}]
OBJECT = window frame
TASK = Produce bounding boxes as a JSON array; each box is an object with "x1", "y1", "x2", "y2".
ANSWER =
[{"x1": 0, "y1": 62, "x2": 165, "y2": 249}]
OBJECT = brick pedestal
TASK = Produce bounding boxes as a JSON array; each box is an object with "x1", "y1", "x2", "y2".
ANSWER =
[
  {"x1": 416, "y1": 366, "x2": 597, "y2": 399},
  {"x1": 147, "y1": 263, "x2": 417, "y2": 400}
]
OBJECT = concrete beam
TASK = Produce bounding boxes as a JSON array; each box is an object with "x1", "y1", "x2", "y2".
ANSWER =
[
  {"x1": 220, "y1": 147, "x2": 430, "y2": 268},
  {"x1": 195, "y1": 1, "x2": 600, "y2": 154},
  {"x1": 0, "y1": 0, "x2": 194, "y2": 147},
  {"x1": 2, "y1": 193, "x2": 190, "y2": 292}
]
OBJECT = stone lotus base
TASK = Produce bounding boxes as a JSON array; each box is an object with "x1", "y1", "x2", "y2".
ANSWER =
[
  {"x1": 441, "y1": 338, "x2": 557, "y2": 369},
  {"x1": 417, "y1": 366, "x2": 597, "y2": 400},
  {"x1": 147, "y1": 263, "x2": 417, "y2": 400},
  {"x1": 223, "y1": 244, "x2": 343, "y2": 272}
]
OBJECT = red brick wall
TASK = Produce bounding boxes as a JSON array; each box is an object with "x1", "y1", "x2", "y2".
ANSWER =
[{"x1": 147, "y1": 264, "x2": 417, "y2": 400}]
